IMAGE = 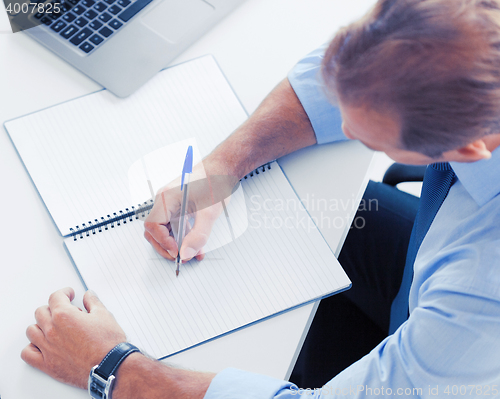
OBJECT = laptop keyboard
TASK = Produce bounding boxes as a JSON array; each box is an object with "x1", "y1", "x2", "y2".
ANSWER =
[{"x1": 32, "y1": 0, "x2": 153, "y2": 54}]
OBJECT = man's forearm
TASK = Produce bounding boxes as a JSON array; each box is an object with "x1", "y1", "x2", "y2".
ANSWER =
[
  {"x1": 113, "y1": 353, "x2": 215, "y2": 399},
  {"x1": 207, "y1": 78, "x2": 317, "y2": 179}
]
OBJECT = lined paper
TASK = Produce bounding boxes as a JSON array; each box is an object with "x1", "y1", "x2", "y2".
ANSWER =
[
  {"x1": 65, "y1": 163, "x2": 350, "y2": 359},
  {"x1": 5, "y1": 56, "x2": 247, "y2": 236}
]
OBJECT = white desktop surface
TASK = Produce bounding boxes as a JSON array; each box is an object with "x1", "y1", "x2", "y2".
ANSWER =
[{"x1": 0, "y1": 0, "x2": 376, "y2": 397}]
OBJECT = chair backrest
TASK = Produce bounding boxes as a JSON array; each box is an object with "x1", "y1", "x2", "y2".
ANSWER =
[{"x1": 383, "y1": 163, "x2": 426, "y2": 187}]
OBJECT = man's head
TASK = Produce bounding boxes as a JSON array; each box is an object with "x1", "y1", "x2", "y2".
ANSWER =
[{"x1": 322, "y1": 0, "x2": 500, "y2": 163}]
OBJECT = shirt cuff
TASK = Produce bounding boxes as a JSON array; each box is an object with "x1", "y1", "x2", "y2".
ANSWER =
[
  {"x1": 287, "y1": 45, "x2": 347, "y2": 145},
  {"x1": 204, "y1": 368, "x2": 295, "y2": 399}
]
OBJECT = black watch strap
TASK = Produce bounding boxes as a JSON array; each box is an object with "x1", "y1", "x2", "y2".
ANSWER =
[{"x1": 88, "y1": 342, "x2": 141, "y2": 399}]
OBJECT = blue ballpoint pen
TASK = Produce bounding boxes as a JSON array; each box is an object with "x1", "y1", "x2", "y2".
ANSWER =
[{"x1": 176, "y1": 146, "x2": 193, "y2": 277}]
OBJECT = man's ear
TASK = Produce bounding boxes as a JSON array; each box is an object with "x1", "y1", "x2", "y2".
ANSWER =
[{"x1": 445, "y1": 139, "x2": 492, "y2": 163}]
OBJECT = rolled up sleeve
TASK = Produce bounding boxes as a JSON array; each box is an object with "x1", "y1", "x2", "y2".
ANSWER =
[{"x1": 287, "y1": 45, "x2": 347, "y2": 145}]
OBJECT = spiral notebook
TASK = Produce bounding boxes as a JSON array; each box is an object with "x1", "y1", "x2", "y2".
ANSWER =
[{"x1": 4, "y1": 56, "x2": 351, "y2": 359}]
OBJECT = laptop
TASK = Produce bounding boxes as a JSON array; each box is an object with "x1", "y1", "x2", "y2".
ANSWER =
[{"x1": 11, "y1": 0, "x2": 245, "y2": 97}]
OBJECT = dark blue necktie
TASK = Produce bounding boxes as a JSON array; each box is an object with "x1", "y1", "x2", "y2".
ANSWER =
[{"x1": 389, "y1": 162, "x2": 456, "y2": 334}]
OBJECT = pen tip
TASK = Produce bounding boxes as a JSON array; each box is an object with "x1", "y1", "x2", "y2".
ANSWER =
[{"x1": 176, "y1": 269, "x2": 179, "y2": 277}]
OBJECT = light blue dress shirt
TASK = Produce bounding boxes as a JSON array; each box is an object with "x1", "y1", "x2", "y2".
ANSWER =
[{"x1": 204, "y1": 47, "x2": 500, "y2": 398}]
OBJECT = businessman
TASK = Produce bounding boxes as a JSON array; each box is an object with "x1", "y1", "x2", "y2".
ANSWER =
[{"x1": 22, "y1": 0, "x2": 500, "y2": 397}]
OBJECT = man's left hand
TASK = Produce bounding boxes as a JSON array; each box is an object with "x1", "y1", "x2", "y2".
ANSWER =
[{"x1": 21, "y1": 287, "x2": 127, "y2": 389}]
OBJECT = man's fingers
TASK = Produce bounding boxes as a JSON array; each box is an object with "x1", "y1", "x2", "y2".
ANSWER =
[
  {"x1": 83, "y1": 290, "x2": 105, "y2": 313},
  {"x1": 48, "y1": 287, "x2": 75, "y2": 310},
  {"x1": 21, "y1": 343, "x2": 44, "y2": 369},
  {"x1": 144, "y1": 189, "x2": 179, "y2": 257},
  {"x1": 180, "y1": 206, "x2": 220, "y2": 261},
  {"x1": 26, "y1": 324, "x2": 45, "y2": 346},
  {"x1": 144, "y1": 230, "x2": 176, "y2": 260},
  {"x1": 143, "y1": 222, "x2": 177, "y2": 257},
  {"x1": 34, "y1": 305, "x2": 51, "y2": 329}
]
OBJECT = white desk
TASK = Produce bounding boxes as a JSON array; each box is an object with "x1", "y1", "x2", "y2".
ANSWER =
[{"x1": 0, "y1": 0, "x2": 376, "y2": 397}]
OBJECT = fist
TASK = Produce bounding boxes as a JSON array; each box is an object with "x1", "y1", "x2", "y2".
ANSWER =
[{"x1": 22, "y1": 287, "x2": 127, "y2": 389}]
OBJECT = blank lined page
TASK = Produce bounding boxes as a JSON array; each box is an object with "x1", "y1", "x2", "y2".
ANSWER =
[
  {"x1": 64, "y1": 163, "x2": 350, "y2": 359},
  {"x1": 5, "y1": 56, "x2": 247, "y2": 236}
]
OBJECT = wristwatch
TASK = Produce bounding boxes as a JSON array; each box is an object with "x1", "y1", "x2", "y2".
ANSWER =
[{"x1": 88, "y1": 342, "x2": 141, "y2": 399}]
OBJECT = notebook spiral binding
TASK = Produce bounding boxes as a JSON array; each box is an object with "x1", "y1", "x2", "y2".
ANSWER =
[
  {"x1": 70, "y1": 199, "x2": 154, "y2": 241},
  {"x1": 70, "y1": 162, "x2": 272, "y2": 241},
  {"x1": 242, "y1": 162, "x2": 272, "y2": 180}
]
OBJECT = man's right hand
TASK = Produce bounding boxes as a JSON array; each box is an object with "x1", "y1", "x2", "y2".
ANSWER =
[{"x1": 144, "y1": 159, "x2": 239, "y2": 263}]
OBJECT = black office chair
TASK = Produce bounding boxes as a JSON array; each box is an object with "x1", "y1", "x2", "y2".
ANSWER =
[{"x1": 382, "y1": 163, "x2": 426, "y2": 188}]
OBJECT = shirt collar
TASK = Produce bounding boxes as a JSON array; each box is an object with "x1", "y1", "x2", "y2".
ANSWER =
[{"x1": 450, "y1": 145, "x2": 500, "y2": 207}]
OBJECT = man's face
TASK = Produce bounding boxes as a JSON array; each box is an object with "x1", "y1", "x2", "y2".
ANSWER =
[{"x1": 339, "y1": 103, "x2": 443, "y2": 165}]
